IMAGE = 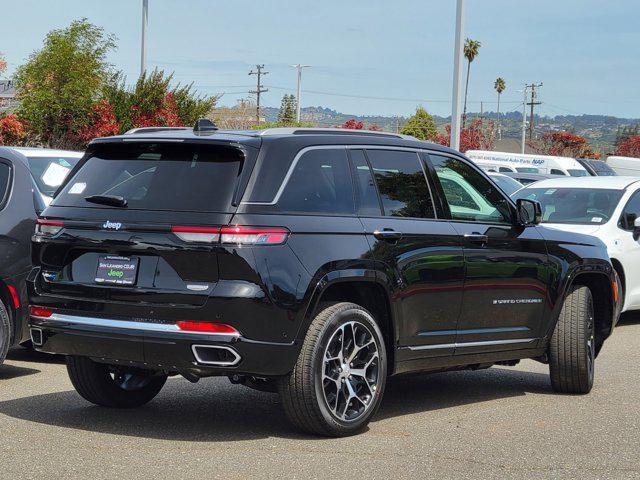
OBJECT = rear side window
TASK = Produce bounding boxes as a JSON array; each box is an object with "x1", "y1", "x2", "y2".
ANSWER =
[
  {"x1": 54, "y1": 143, "x2": 244, "y2": 212},
  {"x1": 0, "y1": 162, "x2": 11, "y2": 208},
  {"x1": 350, "y1": 149, "x2": 381, "y2": 216},
  {"x1": 277, "y1": 148, "x2": 354, "y2": 214},
  {"x1": 366, "y1": 149, "x2": 435, "y2": 219},
  {"x1": 550, "y1": 169, "x2": 565, "y2": 175}
]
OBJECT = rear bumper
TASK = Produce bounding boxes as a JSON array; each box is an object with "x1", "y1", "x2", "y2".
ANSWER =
[{"x1": 29, "y1": 312, "x2": 300, "y2": 377}]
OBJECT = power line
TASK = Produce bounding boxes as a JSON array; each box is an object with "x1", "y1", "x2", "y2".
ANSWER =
[{"x1": 248, "y1": 65, "x2": 268, "y2": 123}]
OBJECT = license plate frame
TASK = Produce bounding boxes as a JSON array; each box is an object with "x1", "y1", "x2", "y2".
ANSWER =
[{"x1": 94, "y1": 255, "x2": 139, "y2": 286}]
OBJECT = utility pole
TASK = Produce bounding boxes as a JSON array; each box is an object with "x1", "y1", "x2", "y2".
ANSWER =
[
  {"x1": 527, "y1": 82, "x2": 543, "y2": 141},
  {"x1": 521, "y1": 86, "x2": 528, "y2": 154},
  {"x1": 249, "y1": 65, "x2": 268, "y2": 124},
  {"x1": 291, "y1": 64, "x2": 310, "y2": 123},
  {"x1": 449, "y1": 0, "x2": 465, "y2": 151},
  {"x1": 140, "y1": 0, "x2": 148, "y2": 77}
]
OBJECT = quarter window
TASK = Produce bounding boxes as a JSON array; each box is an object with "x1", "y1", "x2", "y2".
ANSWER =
[
  {"x1": 0, "y1": 162, "x2": 11, "y2": 208},
  {"x1": 349, "y1": 149, "x2": 381, "y2": 216},
  {"x1": 278, "y1": 148, "x2": 354, "y2": 214},
  {"x1": 366, "y1": 149, "x2": 435, "y2": 219},
  {"x1": 620, "y1": 190, "x2": 640, "y2": 230},
  {"x1": 429, "y1": 155, "x2": 511, "y2": 224}
]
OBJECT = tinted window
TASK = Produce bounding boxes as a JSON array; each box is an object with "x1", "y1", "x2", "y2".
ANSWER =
[
  {"x1": 26, "y1": 156, "x2": 80, "y2": 197},
  {"x1": 568, "y1": 169, "x2": 589, "y2": 177},
  {"x1": 54, "y1": 143, "x2": 244, "y2": 212},
  {"x1": 366, "y1": 149, "x2": 435, "y2": 219},
  {"x1": 499, "y1": 167, "x2": 514, "y2": 173},
  {"x1": 619, "y1": 190, "x2": 640, "y2": 230},
  {"x1": 513, "y1": 188, "x2": 623, "y2": 224},
  {"x1": 430, "y1": 155, "x2": 511, "y2": 223},
  {"x1": 350, "y1": 149, "x2": 381, "y2": 216},
  {"x1": 516, "y1": 167, "x2": 539, "y2": 173},
  {"x1": 550, "y1": 169, "x2": 565, "y2": 175},
  {"x1": 0, "y1": 162, "x2": 10, "y2": 207},
  {"x1": 278, "y1": 148, "x2": 354, "y2": 214}
]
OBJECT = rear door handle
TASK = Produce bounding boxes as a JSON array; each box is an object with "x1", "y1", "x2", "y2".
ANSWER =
[
  {"x1": 373, "y1": 229, "x2": 403, "y2": 242},
  {"x1": 464, "y1": 233, "x2": 488, "y2": 245}
]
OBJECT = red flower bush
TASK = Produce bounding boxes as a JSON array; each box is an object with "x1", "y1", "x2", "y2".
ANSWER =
[
  {"x1": 337, "y1": 118, "x2": 382, "y2": 131},
  {"x1": 539, "y1": 132, "x2": 600, "y2": 159},
  {"x1": 131, "y1": 92, "x2": 184, "y2": 128},
  {"x1": 436, "y1": 118, "x2": 495, "y2": 152},
  {"x1": 76, "y1": 100, "x2": 120, "y2": 142},
  {"x1": 615, "y1": 135, "x2": 640, "y2": 158},
  {"x1": 0, "y1": 114, "x2": 26, "y2": 145}
]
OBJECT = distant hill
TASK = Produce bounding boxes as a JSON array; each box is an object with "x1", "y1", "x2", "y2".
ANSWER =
[{"x1": 263, "y1": 105, "x2": 639, "y2": 154}]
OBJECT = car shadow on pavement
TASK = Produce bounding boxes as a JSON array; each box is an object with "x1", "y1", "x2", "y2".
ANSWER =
[
  {"x1": 617, "y1": 311, "x2": 640, "y2": 326},
  {"x1": 0, "y1": 363, "x2": 40, "y2": 380},
  {"x1": 378, "y1": 367, "x2": 551, "y2": 421},
  {"x1": 6, "y1": 348, "x2": 66, "y2": 364},
  {"x1": 0, "y1": 366, "x2": 551, "y2": 441}
]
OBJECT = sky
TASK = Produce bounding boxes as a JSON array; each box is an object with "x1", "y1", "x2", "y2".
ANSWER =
[{"x1": 1, "y1": 0, "x2": 639, "y2": 118}]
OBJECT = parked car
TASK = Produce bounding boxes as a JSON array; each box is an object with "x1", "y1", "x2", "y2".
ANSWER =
[
  {"x1": 9, "y1": 147, "x2": 83, "y2": 204},
  {"x1": 500, "y1": 172, "x2": 564, "y2": 186},
  {"x1": 513, "y1": 176, "x2": 640, "y2": 313},
  {"x1": 487, "y1": 172, "x2": 524, "y2": 196},
  {"x1": 607, "y1": 156, "x2": 640, "y2": 176},
  {"x1": 576, "y1": 158, "x2": 617, "y2": 176},
  {"x1": 466, "y1": 150, "x2": 589, "y2": 177},
  {"x1": 0, "y1": 147, "x2": 81, "y2": 364},
  {"x1": 28, "y1": 123, "x2": 620, "y2": 436}
]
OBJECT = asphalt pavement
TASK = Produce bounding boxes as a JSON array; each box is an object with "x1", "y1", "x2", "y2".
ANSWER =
[{"x1": 1, "y1": 314, "x2": 639, "y2": 480}]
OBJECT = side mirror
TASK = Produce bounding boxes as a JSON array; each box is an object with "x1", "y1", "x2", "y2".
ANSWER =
[
  {"x1": 633, "y1": 217, "x2": 640, "y2": 241},
  {"x1": 517, "y1": 198, "x2": 542, "y2": 226}
]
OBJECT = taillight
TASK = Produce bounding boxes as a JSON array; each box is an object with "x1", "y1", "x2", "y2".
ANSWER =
[
  {"x1": 35, "y1": 219, "x2": 64, "y2": 236},
  {"x1": 176, "y1": 321, "x2": 239, "y2": 335},
  {"x1": 171, "y1": 226, "x2": 220, "y2": 243},
  {"x1": 220, "y1": 226, "x2": 289, "y2": 245},
  {"x1": 29, "y1": 305, "x2": 53, "y2": 318}
]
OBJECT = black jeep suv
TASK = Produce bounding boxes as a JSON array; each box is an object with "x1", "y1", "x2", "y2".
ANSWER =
[{"x1": 28, "y1": 123, "x2": 620, "y2": 436}]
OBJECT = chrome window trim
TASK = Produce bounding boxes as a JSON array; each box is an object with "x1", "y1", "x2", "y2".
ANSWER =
[
  {"x1": 241, "y1": 144, "x2": 438, "y2": 207},
  {"x1": 30, "y1": 313, "x2": 241, "y2": 337},
  {"x1": 241, "y1": 145, "x2": 347, "y2": 206}
]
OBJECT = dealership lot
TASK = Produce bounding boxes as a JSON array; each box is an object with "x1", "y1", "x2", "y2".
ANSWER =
[{"x1": 0, "y1": 315, "x2": 638, "y2": 480}]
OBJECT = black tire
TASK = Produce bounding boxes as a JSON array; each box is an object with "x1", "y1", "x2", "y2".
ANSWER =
[
  {"x1": 279, "y1": 302, "x2": 387, "y2": 437},
  {"x1": 66, "y1": 356, "x2": 167, "y2": 408},
  {"x1": 549, "y1": 285, "x2": 595, "y2": 394},
  {"x1": 0, "y1": 299, "x2": 10, "y2": 365}
]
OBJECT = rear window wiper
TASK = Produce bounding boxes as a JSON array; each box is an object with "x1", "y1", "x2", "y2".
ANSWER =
[{"x1": 84, "y1": 194, "x2": 128, "y2": 208}]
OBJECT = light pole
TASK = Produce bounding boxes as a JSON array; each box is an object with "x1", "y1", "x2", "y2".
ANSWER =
[
  {"x1": 449, "y1": 0, "x2": 465, "y2": 151},
  {"x1": 141, "y1": 0, "x2": 148, "y2": 77},
  {"x1": 292, "y1": 64, "x2": 310, "y2": 123}
]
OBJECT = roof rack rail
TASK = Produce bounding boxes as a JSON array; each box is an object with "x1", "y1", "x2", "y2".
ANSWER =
[
  {"x1": 256, "y1": 127, "x2": 417, "y2": 140},
  {"x1": 124, "y1": 127, "x2": 191, "y2": 135}
]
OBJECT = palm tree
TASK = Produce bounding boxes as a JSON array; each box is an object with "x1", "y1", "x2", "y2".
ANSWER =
[
  {"x1": 462, "y1": 38, "x2": 481, "y2": 128},
  {"x1": 494, "y1": 77, "x2": 506, "y2": 140}
]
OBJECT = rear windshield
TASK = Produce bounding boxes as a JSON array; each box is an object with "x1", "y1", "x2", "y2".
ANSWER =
[
  {"x1": 27, "y1": 156, "x2": 80, "y2": 197},
  {"x1": 53, "y1": 143, "x2": 244, "y2": 212},
  {"x1": 513, "y1": 187, "x2": 623, "y2": 224},
  {"x1": 568, "y1": 169, "x2": 589, "y2": 177}
]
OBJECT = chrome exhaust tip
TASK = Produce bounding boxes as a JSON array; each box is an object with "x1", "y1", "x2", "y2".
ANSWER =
[
  {"x1": 191, "y1": 345, "x2": 241, "y2": 366},
  {"x1": 30, "y1": 328, "x2": 44, "y2": 346}
]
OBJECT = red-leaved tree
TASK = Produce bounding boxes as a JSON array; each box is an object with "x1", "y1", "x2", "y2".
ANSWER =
[
  {"x1": 130, "y1": 92, "x2": 183, "y2": 128},
  {"x1": 0, "y1": 114, "x2": 26, "y2": 145},
  {"x1": 537, "y1": 132, "x2": 600, "y2": 159},
  {"x1": 337, "y1": 119, "x2": 382, "y2": 131},
  {"x1": 436, "y1": 118, "x2": 495, "y2": 152},
  {"x1": 75, "y1": 100, "x2": 120, "y2": 143},
  {"x1": 615, "y1": 135, "x2": 640, "y2": 158}
]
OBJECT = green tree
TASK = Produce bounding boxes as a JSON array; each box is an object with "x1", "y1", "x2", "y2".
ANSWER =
[
  {"x1": 277, "y1": 94, "x2": 296, "y2": 125},
  {"x1": 494, "y1": 77, "x2": 506, "y2": 139},
  {"x1": 13, "y1": 19, "x2": 116, "y2": 147},
  {"x1": 400, "y1": 106, "x2": 437, "y2": 141},
  {"x1": 462, "y1": 38, "x2": 481, "y2": 128}
]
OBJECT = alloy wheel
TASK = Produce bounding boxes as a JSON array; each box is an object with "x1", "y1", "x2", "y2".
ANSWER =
[{"x1": 321, "y1": 321, "x2": 380, "y2": 422}]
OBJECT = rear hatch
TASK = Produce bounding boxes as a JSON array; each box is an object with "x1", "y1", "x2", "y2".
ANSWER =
[{"x1": 35, "y1": 141, "x2": 252, "y2": 308}]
